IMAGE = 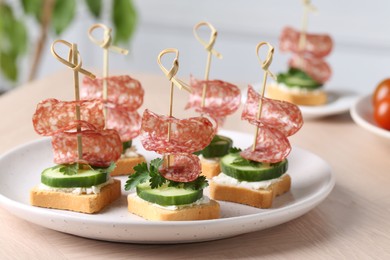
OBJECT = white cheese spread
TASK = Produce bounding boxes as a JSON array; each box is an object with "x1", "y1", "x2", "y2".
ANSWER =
[
  {"x1": 199, "y1": 155, "x2": 220, "y2": 163},
  {"x1": 38, "y1": 178, "x2": 114, "y2": 195},
  {"x1": 272, "y1": 82, "x2": 322, "y2": 94},
  {"x1": 130, "y1": 193, "x2": 210, "y2": 211},
  {"x1": 212, "y1": 172, "x2": 285, "y2": 190},
  {"x1": 121, "y1": 146, "x2": 140, "y2": 159}
]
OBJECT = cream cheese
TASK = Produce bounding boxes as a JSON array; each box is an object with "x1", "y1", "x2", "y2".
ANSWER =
[
  {"x1": 121, "y1": 146, "x2": 140, "y2": 159},
  {"x1": 38, "y1": 177, "x2": 114, "y2": 195},
  {"x1": 271, "y1": 82, "x2": 322, "y2": 94},
  {"x1": 199, "y1": 155, "x2": 220, "y2": 163},
  {"x1": 130, "y1": 193, "x2": 210, "y2": 211},
  {"x1": 212, "y1": 172, "x2": 285, "y2": 190}
]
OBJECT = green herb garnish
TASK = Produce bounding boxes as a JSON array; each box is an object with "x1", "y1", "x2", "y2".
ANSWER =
[
  {"x1": 58, "y1": 162, "x2": 116, "y2": 176},
  {"x1": 59, "y1": 163, "x2": 79, "y2": 175},
  {"x1": 149, "y1": 158, "x2": 166, "y2": 188},
  {"x1": 124, "y1": 162, "x2": 151, "y2": 191},
  {"x1": 229, "y1": 147, "x2": 242, "y2": 153},
  {"x1": 231, "y1": 157, "x2": 263, "y2": 167},
  {"x1": 168, "y1": 175, "x2": 208, "y2": 190},
  {"x1": 125, "y1": 158, "x2": 208, "y2": 191}
]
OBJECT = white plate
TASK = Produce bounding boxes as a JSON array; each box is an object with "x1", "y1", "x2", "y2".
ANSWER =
[
  {"x1": 0, "y1": 130, "x2": 334, "y2": 244},
  {"x1": 243, "y1": 83, "x2": 358, "y2": 119},
  {"x1": 350, "y1": 94, "x2": 390, "y2": 139},
  {"x1": 299, "y1": 90, "x2": 359, "y2": 119}
]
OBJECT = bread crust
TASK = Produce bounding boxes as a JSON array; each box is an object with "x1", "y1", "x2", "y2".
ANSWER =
[
  {"x1": 201, "y1": 158, "x2": 221, "y2": 179},
  {"x1": 30, "y1": 179, "x2": 121, "y2": 214},
  {"x1": 209, "y1": 174, "x2": 291, "y2": 208},
  {"x1": 127, "y1": 194, "x2": 220, "y2": 221},
  {"x1": 110, "y1": 155, "x2": 146, "y2": 176},
  {"x1": 267, "y1": 83, "x2": 327, "y2": 106}
]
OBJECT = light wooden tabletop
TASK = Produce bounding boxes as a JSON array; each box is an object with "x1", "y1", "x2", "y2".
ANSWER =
[{"x1": 0, "y1": 71, "x2": 389, "y2": 259}]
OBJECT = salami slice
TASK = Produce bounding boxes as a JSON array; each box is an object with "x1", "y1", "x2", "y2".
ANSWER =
[
  {"x1": 288, "y1": 54, "x2": 332, "y2": 84},
  {"x1": 52, "y1": 128, "x2": 122, "y2": 167},
  {"x1": 140, "y1": 109, "x2": 215, "y2": 154},
  {"x1": 280, "y1": 27, "x2": 333, "y2": 58},
  {"x1": 185, "y1": 76, "x2": 241, "y2": 119},
  {"x1": 49, "y1": 120, "x2": 97, "y2": 134},
  {"x1": 105, "y1": 104, "x2": 141, "y2": 142},
  {"x1": 242, "y1": 86, "x2": 303, "y2": 136},
  {"x1": 158, "y1": 153, "x2": 201, "y2": 182},
  {"x1": 82, "y1": 75, "x2": 144, "y2": 111},
  {"x1": 240, "y1": 125, "x2": 291, "y2": 163},
  {"x1": 33, "y1": 98, "x2": 105, "y2": 136}
]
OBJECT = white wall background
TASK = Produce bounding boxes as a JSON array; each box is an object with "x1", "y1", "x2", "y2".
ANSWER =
[{"x1": 13, "y1": 0, "x2": 390, "y2": 95}]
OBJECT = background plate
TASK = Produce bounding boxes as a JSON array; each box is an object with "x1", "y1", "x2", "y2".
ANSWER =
[
  {"x1": 350, "y1": 94, "x2": 390, "y2": 139},
  {"x1": 299, "y1": 90, "x2": 358, "y2": 119},
  {"x1": 0, "y1": 130, "x2": 334, "y2": 244}
]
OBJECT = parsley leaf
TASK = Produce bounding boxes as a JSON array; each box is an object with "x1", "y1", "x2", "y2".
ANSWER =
[
  {"x1": 93, "y1": 162, "x2": 116, "y2": 174},
  {"x1": 149, "y1": 158, "x2": 166, "y2": 188},
  {"x1": 167, "y1": 181, "x2": 180, "y2": 188},
  {"x1": 125, "y1": 157, "x2": 208, "y2": 191},
  {"x1": 229, "y1": 147, "x2": 242, "y2": 153},
  {"x1": 124, "y1": 162, "x2": 150, "y2": 191},
  {"x1": 168, "y1": 176, "x2": 208, "y2": 190},
  {"x1": 59, "y1": 163, "x2": 79, "y2": 175},
  {"x1": 184, "y1": 176, "x2": 208, "y2": 190},
  {"x1": 231, "y1": 157, "x2": 263, "y2": 167}
]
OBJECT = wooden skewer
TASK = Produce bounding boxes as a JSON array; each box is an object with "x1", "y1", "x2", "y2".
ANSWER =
[
  {"x1": 71, "y1": 43, "x2": 83, "y2": 160},
  {"x1": 157, "y1": 48, "x2": 190, "y2": 167},
  {"x1": 88, "y1": 23, "x2": 129, "y2": 121},
  {"x1": 168, "y1": 80, "x2": 174, "y2": 142},
  {"x1": 252, "y1": 42, "x2": 277, "y2": 152},
  {"x1": 193, "y1": 21, "x2": 223, "y2": 108},
  {"x1": 51, "y1": 39, "x2": 96, "y2": 162},
  {"x1": 298, "y1": 0, "x2": 317, "y2": 52}
]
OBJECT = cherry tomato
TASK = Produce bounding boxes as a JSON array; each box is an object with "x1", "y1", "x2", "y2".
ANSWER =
[
  {"x1": 374, "y1": 97, "x2": 390, "y2": 130},
  {"x1": 373, "y1": 78, "x2": 390, "y2": 105}
]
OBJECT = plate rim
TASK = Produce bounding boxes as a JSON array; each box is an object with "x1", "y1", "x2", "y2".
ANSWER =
[
  {"x1": 0, "y1": 132, "x2": 335, "y2": 243},
  {"x1": 350, "y1": 94, "x2": 390, "y2": 139}
]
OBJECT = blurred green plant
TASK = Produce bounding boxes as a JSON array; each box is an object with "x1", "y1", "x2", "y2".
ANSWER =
[{"x1": 0, "y1": 0, "x2": 138, "y2": 84}]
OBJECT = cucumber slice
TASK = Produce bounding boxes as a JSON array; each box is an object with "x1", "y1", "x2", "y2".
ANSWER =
[
  {"x1": 41, "y1": 165, "x2": 108, "y2": 188},
  {"x1": 220, "y1": 153, "x2": 288, "y2": 182},
  {"x1": 122, "y1": 140, "x2": 132, "y2": 153},
  {"x1": 277, "y1": 68, "x2": 322, "y2": 89},
  {"x1": 284, "y1": 76, "x2": 320, "y2": 89},
  {"x1": 136, "y1": 182, "x2": 203, "y2": 206},
  {"x1": 195, "y1": 135, "x2": 233, "y2": 158}
]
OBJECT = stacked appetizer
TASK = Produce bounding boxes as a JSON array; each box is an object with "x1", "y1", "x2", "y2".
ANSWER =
[
  {"x1": 187, "y1": 77, "x2": 241, "y2": 178},
  {"x1": 125, "y1": 49, "x2": 220, "y2": 221},
  {"x1": 187, "y1": 22, "x2": 241, "y2": 179},
  {"x1": 210, "y1": 42, "x2": 303, "y2": 208},
  {"x1": 82, "y1": 75, "x2": 145, "y2": 175},
  {"x1": 267, "y1": 0, "x2": 333, "y2": 108},
  {"x1": 30, "y1": 97, "x2": 122, "y2": 213},
  {"x1": 268, "y1": 27, "x2": 333, "y2": 106},
  {"x1": 82, "y1": 24, "x2": 145, "y2": 176},
  {"x1": 210, "y1": 86, "x2": 303, "y2": 208}
]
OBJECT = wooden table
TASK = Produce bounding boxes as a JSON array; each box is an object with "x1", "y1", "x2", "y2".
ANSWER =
[{"x1": 0, "y1": 71, "x2": 389, "y2": 259}]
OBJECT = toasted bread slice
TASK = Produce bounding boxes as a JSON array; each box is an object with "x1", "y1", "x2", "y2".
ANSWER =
[
  {"x1": 201, "y1": 158, "x2": 221, "y2": 179},
  {"x1": 209, "y1": 174, "x2": 291, "y2": 208},
  {"x1": 30, "y1": 179, "x2": 121, "y2": 214},
  {"x1": 127, "y1": 194, "x2": 220, "y2": 221},
  {"x1": 110, "y1": 155, "x2": 146, "y2": 176},
  {"x1": 267, "y1": 83, "x2": 327, "y2": 106}
]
